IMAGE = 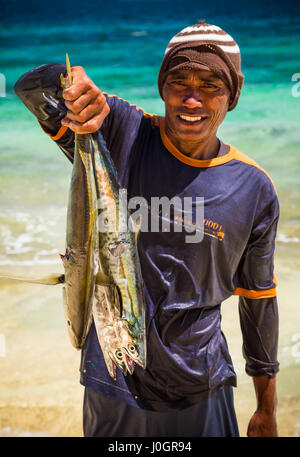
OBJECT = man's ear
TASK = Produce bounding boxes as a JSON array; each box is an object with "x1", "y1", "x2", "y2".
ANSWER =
[{"x1": 161, "y1": 81, "x2": 166, "y2": 101}]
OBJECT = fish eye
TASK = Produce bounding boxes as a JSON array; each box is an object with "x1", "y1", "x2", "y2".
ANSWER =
[
  {"x1": 128, "y1": 344, "x2": 137, "y2": 354},
  {"x1": 116, "y1": 350, "x2": 123, "y2": 360},
  {"x1": 104, "y1": 217, "x2": 108, "y2": 225}
]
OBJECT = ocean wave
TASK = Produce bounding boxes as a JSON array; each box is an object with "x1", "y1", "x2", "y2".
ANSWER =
[
  {"x1": 131, "y1": 30, "x2": 147, "y2": 37},
  {"x1": 277, "y1": 233, "x2": 300, "y2": 243},
  {"x1": 0, "y1": 210, "x2": 65, "y2": 261},
  {"x1": 280, "y1": 333, "x2": 300, "y2": 367}
]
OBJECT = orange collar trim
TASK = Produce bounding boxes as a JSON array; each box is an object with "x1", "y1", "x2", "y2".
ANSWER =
[{"x1": 158, "y1": 117, "x2": 235, "y2": 168}]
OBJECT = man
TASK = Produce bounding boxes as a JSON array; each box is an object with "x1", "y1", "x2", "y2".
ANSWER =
[{"x1": 14, "y1": 20, "x2": 279, "y2": 437}]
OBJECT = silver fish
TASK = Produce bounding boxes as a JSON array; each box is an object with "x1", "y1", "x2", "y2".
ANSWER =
[{"x1": 92, "y1": 131, "x2": 147, "y2": 373}]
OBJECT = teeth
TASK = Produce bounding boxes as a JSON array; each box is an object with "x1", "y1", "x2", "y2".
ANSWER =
[{"x1": 179, "y1": 115, "x2": 203, "y2": 122}]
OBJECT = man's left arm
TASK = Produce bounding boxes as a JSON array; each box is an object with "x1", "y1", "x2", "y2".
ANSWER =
[
  {"x1": 239, "y1": 295, "x2": 279, "y2": 436},
  {"x1": 235, "y1": 181, "x2": 280, "y2": 437}
]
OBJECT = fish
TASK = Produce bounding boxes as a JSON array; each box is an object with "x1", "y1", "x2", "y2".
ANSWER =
[
  {"x1": 60, "y1": 132, "x2": 99, "y2": 349},
  {"x1": 91, "y1": 130, "x2": 147, "y2": 372},
  {"x1": 0, "y1": 133, "x2": 98, "y2": 351},
  {"x1": 0, "y1": 53, "x2": 147, "y2": 377},
  {"x1": 64, "y1": 54, "x2": 146, "y2": 374},
  {"x1": 0, "y1": 55, "x2": 99, "y2": 351},
  {"x1": 58, "y1": 55, "x2": 99, "y2": 349}
]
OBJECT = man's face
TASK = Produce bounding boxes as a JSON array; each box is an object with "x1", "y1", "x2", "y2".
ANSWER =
[{"x1": 162, "y1": 69, "x2": 231, "y2": 146}]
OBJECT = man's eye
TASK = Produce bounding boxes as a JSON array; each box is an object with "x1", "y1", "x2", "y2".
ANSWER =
[
  {"x1": 203, "y1": 83, "x2": 219, "y2": 89},
  {"x1": 170, "y1": 80, "x2": 185, "y2": 86}
]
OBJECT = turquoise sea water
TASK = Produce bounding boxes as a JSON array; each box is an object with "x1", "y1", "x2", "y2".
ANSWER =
[{"x1": 1, "y1": 0, "x2": 300, "y2": 267}]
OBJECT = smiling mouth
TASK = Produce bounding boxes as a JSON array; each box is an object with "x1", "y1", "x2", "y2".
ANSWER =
[{"x1": 178, "y1": 114, "x2": 207, "y2": 124}]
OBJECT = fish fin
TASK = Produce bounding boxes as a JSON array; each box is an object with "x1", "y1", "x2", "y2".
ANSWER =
[
  {"x1": 60, "y1": 73, "x2": 66, "y2": 89},
  {"x1": 66, "y1": 53, "x2": 73, "y2": 86},
  {"x1": 0, "y1": 272, "x2": 65, "y2": 285}
]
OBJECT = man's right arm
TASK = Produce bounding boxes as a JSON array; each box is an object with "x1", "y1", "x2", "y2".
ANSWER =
[{"x1": 14, "y1": 64, "x2": 110, "y2": 162}]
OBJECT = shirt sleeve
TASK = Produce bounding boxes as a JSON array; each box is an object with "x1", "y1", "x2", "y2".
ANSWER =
[
  {"x1": 14, "y1": 65, "x2": 145, "y2": 180},
  {"x1": 14, "y1": 63, "x2": 75, "y2": 163},
  {"x1": 234, "y1": 179, "x2": 280, "y2": 377},
  {"x1": 238, "y1": 296, "x2": 279, "y2": 377},
  {"x1": 234, "y1": 181, "x2": 279, "y2": 298}
]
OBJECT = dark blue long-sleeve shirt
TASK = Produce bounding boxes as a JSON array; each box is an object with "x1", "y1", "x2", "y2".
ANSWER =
[{"x1": 14, "y1": 64, "x2": 279, "y2": 411}]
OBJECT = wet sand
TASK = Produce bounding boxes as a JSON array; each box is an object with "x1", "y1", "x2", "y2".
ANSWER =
[
  {"x1": 222, "y1": 243, "x2": 300, "y2": 437},
  {"x1": 0, "y1": 245, "x2": 299, "y2": 437}
]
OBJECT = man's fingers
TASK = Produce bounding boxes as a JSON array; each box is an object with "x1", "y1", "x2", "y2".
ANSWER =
[
  {"x1": 64, "y1": 92, "x2": 90, "y2": 113},
  {"x1": 63, "y1": 80, "x2": 92, "y2": 101},
  {"x1": 62, "y1": 103, "x2": 110, "y2": 134},
  {"x1": 62, "y1": 67, "x2": 99, "y2": 102},
  {"x1": 65, "y1": 92, "x2": 107, "y2": 117},
  {"x1": 63, "y1": 118, "x2": 99, "y2": 134},
  {"x1": 63, "y1": 96, "x2": 108, "y2": 125}
]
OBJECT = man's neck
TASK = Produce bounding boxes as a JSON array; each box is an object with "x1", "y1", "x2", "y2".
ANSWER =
[
  {"x1": 164, "y1": 123, "x2": 220, "y2": 160},
  {"x1": 172, "y1": 136, "x2": 220, "y2": 160}
]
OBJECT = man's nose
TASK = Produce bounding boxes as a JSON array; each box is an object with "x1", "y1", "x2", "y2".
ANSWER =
[{"x1": 182, "y1": 88, "x2": 203, "y2": 108}]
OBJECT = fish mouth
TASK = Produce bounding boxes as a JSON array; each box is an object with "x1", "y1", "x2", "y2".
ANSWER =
[
  {"x1": 123, "y1": 351, "x2": 135, "y2": 375},
  {"x1": 109, "y1": 350, "x2": 128, "y2": 375},
  {"x1": 123, "y1": 346, "x2": 146, "y2": 370}
]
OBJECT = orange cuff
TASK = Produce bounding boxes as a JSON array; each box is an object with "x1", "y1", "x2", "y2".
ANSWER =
[
  {"x1": 38, "y1": 121, "x2": 69, "y2": 141},
  {"x1": 233, "y1": 287, "x2": 277, "y2": 299}
]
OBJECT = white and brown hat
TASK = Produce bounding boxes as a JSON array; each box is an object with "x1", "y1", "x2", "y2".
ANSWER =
[{"x1": 158, "y1": 20, "x2": 245, "y2": 111}]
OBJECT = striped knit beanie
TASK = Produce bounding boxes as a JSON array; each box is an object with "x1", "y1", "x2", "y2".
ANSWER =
[{"x1": 158, "y1": 20, "x2": 244, "y2": 111}]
